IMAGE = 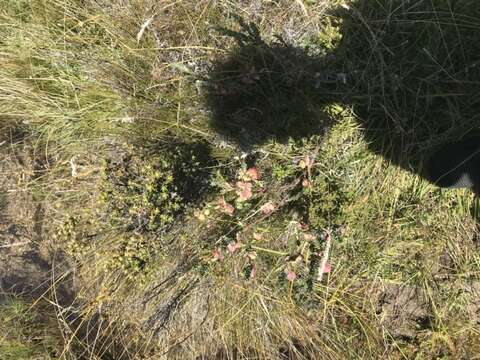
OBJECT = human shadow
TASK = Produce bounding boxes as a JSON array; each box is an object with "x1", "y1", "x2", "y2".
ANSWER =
[
  {"x1": 205, "y1": 0, "x2": 480, "y2": 190},
  {"x1": 205, "y1": 16, "x2": 338, "y2": 148}
]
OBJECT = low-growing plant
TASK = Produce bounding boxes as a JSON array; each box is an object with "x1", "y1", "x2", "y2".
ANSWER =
[
  {"x1": 0, "y1": 294, "x2": 63, "y2": 359},
  {"x1": 100, "y1": 141, "x2": 214, "y2": 234},
  {"x1": 3, "y1": 0, "x2": 480, "y2": 358}
]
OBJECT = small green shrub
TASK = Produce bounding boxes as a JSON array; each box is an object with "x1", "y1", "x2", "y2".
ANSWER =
[
  {"x1": 83, "y1": 140, "x2": 215, "y2": 280},
  {"x1": 305, "y1": 175, "x2": 350, "y2": 229},
  {"x1": 105, "y1": 234, "x2": 154, "y2": 281},
  {"x1": 300, "y1": 17, "x2": 343, "y2": 56},
  {"x1": 100, "y1": 141, "x2": 213, "y2": 234}
]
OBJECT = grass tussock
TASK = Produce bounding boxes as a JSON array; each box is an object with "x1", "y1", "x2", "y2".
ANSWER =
[
  {"x1": 1, "y1": 0, "x2": 480, "y2": 359},
  {"x1": 0, "y1": 294, "x2": 63, "y2": 359}
]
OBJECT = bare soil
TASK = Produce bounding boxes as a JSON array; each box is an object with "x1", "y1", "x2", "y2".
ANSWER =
[
  {"x1": 377, "y1": 284, "x2": 431, "y2": 340},
  {"x1": 0, "y1": 142, "x2": 73, "y2": 302}
]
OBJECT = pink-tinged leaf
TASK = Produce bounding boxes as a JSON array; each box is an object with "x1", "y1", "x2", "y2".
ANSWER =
[
  {"x1": 321, "y1": 262, "x2": 332, "y2": 274},
  {"x1": 227, "y1": 241, "x2": 241, "y2": 254},
  {"x1": 320, "y1": 231, "x2": 331, "y2": 242},
  {"x1": 303, "y1": 233, "x2": 315, "y2": 241},
  {"x1": 218, "y1": 197, "x2": 235, "y2": 215},
  {"x1": 260, "y1": 202, "x2": 275, "y2": 215},
  {"x1": 286, "y1": 270, "x2": 297, "y2": 282},
  {"x1": 246, "y1": 167, "x2": 260, "y2": 181},
  {"x1": 305, "y1": 155, "x2": 314, "y2": 170},
  {"x1": 302, "y1": 178, "x2": 312, "y2": 188},
  {"x1": 253, "y1": 232, "x2": 263, "y2": 241},
  {"x1": 224, "y1": 203, "x2": 234, "y2": 215},
  {"x1": 250, "y1": 264, "x2": 257, "y2": 279},
  {"x1": 236, "y1": 181, "x2": 253, "y2": 201},
  {"x1": 297, "y1": 222, "x2": 309, "y2": 231},
  {"x1": 212, "y1": 248, "x2": 224, "y2": 262},
  {"x1": 299, "y1": 155, "x2": 314, "y2": 171}
]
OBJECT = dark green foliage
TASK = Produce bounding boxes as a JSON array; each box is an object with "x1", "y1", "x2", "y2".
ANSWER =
[
  {"x1": 306, "y1": 175, "x2": 350, "y2": 229},
  {"x1": 105, "y1": 234, "x2": 153, "y2": 280},
  {"x1": 100, "y1": 141, "x2": 214, "y2": 234},
  {"x1": 95, "y1": 141, "x2": 215, "y2": 279}
]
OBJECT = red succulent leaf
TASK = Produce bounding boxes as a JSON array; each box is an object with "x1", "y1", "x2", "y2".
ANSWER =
[
  {"x1": 286, "y1": 270, "x2": 297, "y2": 282},
  {"x1": 250, "y1": 263, "x2": 257, "y2": 279},
  {"x1": 302, "y1": 178, "x2": 312, "y2": 188},
  {"x1": 212, "y1": 248, "x2": 224, "y2": 262},
  {"x1": 246, "y1": 167, "x2": 260, "y2": 181},
  {"x1": 260, "y1": 202, "x2": 276, "y2": 215},
  {"x1": 218, "y1": 197, "x2": 235, "y2": 215},
  {"x1": 321, "y1": 262, "x2": 332, "y2": 274},
  {"x1": 236, "y1": 181, "x2": 253, "y2": 201},
  {"x1": 227, "y1": 241, "x2": 241, "y2": 254}
]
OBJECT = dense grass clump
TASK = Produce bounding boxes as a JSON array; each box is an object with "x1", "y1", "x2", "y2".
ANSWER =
[{"x1": 0, "y1": 295, "x2": 63, "y2": 359}]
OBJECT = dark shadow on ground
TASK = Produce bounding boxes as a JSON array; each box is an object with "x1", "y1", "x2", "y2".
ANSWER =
[
  {"x1": 205, "y1": 17, "x2": 337, "y2": 148},
  {"x1": 205, "y1": 0, "x2": 480, "y2": 188}
]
